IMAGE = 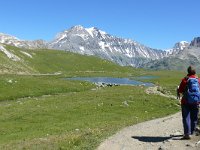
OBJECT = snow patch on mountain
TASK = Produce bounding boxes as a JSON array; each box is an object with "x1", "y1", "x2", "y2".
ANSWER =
[
  {"x1": 55, "y1": 32, "x2": 68, "y2": 42},
  {"x1": 0, "y1": 44, "x2": 21, "y2": 61},
  {"x1": 166, "y1": 41, "x2": 190, "y2": 55},
  {"x1": 20, "y1": 51, "x2": 33, "y2": 58},
  {"x1": 99, "y1": 41, "x2": 107, "y2": 49},
  {"x1": 85, "y1": 27, "x2": 95, "y2": 38},
  {"x1": 173, "y1": 41, "x2": 189, "y2": 50},
  {"x1": 0, "y1": 33, "x2": 21, "y2": 47}
]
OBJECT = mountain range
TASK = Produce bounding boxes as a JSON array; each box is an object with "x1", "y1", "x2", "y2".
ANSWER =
[
  {"x1": 144, "y1": 37, "x2": 200, "y2": 71},
  {"x1": 0, "y1": 25, "x2": 200, "y2": 71}
]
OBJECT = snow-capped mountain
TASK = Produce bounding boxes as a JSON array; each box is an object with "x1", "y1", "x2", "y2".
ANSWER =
[
  {"x1": 166, "y1": 38, "x2": 200, "y2": 60},
  {"x1": 143, "y1": 37, "x2": 200, "y2": 71},
  {"x1": 1, "y1": 26, "x2": 199, "y2": 69},
  {"x1": 0, "y1": 33, "x2": 47, "y2": 49},
  {"x1": 0, "y1": 27, "x2": 168, "y2": 67},
  {"x1": 173, "y1": 41, "x2": 190, "y2": 50},
  {"x1": 175, "y1": 38, "x2": 200, "y2": 60},
  {"x1": 0, "y1": 33, "x2": 21, "y2": 46},
  {"x1": 166, "y1": 41, "x2": 190, "y2": 55},
  {"x1": 48, "y1": 25, "x2": 167, "y2": 67}
]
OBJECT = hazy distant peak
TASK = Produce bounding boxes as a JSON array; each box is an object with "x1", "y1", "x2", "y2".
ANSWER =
[
  {"x1": 180, "y1": 41, "x2": 189, "y2": 44},
  {"x1": 0, "y1": 33, "x2": 20, "y2": 41},
  {"x1": 173, "y1": 41, "x2": 189, "y2": 50}
]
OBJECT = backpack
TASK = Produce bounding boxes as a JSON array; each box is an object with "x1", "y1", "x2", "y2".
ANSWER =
[{"x1": 185, "y1": 78, "x2": 200, "y2": 104}]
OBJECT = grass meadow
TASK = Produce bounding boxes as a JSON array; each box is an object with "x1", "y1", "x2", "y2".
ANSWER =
[
  {"x1": 0, "y1": 45, "x2": 183, "y2": 149},
  {"x1": 0, "y1": 72, "x2": 181, "y2": 150}
]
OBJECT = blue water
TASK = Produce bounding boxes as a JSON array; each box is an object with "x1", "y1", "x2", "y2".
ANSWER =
[
  {"x1": 67, "y1": 77, "x2": 154, "y2": 87},
  {"x1": 133, "y1": 76, "x2": 158, "y2": 80}
]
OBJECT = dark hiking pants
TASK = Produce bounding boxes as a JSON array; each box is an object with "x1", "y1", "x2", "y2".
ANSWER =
[{"x1": 181, "y1": 104, "x2": 199, "y2": 135}]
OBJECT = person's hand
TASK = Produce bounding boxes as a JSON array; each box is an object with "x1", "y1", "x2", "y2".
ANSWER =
[{"x1": 177, "y1": 93, "x2": 180, "y2": 100}]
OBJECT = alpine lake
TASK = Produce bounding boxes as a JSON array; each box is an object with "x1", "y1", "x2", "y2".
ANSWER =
[{"x1": 66, "y1": 76, "x2": 157, "y2": 87}]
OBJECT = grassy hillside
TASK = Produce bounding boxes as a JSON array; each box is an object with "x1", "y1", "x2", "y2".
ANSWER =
[
  {"x1": 0, "y1": 75, "x2": 94, "y2": 101},
  {"x1": 1, "y1": 45, "x2": 139, "y2": 77},
  {"x1": 0, "y1": 45, "x2": 36, "y2": 74},
  {"x1": 143, "y1": 56, "x2": 200, "y2": 72},
  {"x1": 134, "y1": 70, "x2": 186, "y2": 95},
  {"x1": 0, "y1": 44, "x2": 182, "y2": 150}
]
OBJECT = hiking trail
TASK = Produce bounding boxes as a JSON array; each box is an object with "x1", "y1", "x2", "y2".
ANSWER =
[
  {"x1": 97, "y1": 86, "x2": 200, "y2": 150},
  {"x1": 97, "y1": 112, "x2": 200, "y2": 150}
]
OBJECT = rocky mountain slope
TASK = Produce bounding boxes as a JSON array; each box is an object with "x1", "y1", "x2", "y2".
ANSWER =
[
  {"x1": 0, "y1": 33, "x2": 47, "y2": 49},
  {"x1": 143, "y1": 37, "x2": 200, "y2": 71},
  {"x1": 48, "y1": 25, "x2": 167, "y2": 67},
  {"x1": 0, "y1": 26, "x2": 199, "y2": 71},
  {"x1": 166, "y1": 41, "x2": 189, "y2": 55},
  {"x1": 0, "y1": 43, "x2": 135, "y2": 75},
  {"x1": 0, "y1": 26, "x2": 169, "y2": 67}
]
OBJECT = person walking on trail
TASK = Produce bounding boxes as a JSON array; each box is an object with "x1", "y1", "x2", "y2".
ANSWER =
[{"x1": 178, "y1": 66, "x2": 200, "y2": 140}]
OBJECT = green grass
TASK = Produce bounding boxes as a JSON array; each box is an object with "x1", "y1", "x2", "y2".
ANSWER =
[
  {"x1": 0, "y1": 86, "x2": 179, "y2": 150},
  {"x1": 0, "y1": 45, "x2": 182, "y2": 149},
  {"x1": 0, "y1": 48, "x2": 35, "y2": 74},
  {"x1": 0, "y1": 75, "x2": 94, "y2": 101},
  {"x1": 133, "y1": 70, "x2": 186, "y2": 95},
  {"x1": 2, "y1": 45, "x2": 139, "y2": 77}
]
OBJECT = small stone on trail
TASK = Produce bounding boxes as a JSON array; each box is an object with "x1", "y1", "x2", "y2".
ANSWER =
[
  {"x1": 196, "y1": 141, "x2": 200, "y2": 147},
  {"x1": 150, "y1": 142, "x2": 155, "y2": 146},
  {"x1": 185, "y1": 143, "x2": 195, "y2": 147},
  {"x1": 165, "y1": 139, "x2": 173, "y2": 143},
  {"x1": 158, "y1": 145, "x2": 166, "y2": 150}
]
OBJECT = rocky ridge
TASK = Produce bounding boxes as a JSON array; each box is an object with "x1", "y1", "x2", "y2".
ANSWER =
[
  {"x1": 0, "y1": 26, "x2": 200, "y2": 70},
  {"x1": 0, "y1": 33, "x2": 47, "y2": 49},
  {"x1": 48, "y1": 25, "x2": 168, "y2": 67}
]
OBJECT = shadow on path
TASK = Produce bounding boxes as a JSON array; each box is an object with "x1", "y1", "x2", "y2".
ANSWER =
[{"x1": 131, "y1": 135, "x2": 182, "y2": 143}]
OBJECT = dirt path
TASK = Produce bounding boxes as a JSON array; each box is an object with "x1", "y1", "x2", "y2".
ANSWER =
[{"x1": 97, "y1": 112, "x2": 200, "y2": 150}]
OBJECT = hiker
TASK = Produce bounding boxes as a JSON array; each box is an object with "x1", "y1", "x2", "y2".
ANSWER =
[{"x1": 178, "y1": 66, "x2": 200, "y2": 139}]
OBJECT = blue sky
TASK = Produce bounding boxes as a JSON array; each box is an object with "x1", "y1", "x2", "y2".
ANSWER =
[{"x1": 0, "y1": 0, "x2": 199, "y2": 49}]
